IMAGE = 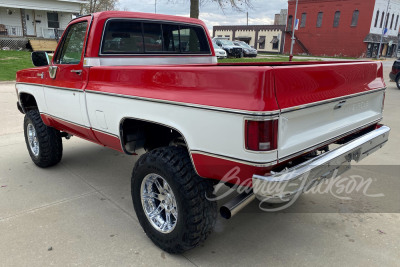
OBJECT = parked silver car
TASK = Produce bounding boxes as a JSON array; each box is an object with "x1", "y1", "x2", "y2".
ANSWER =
[{"x1": 212, "y1": 41, "x2": 227, "y2": 59}]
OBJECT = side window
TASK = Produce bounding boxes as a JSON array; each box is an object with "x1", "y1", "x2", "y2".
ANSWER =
[
  {"x1": 102, "y1": 20, "x2": 143, "y2": 54},
  {"x1": 55, "y1": 21, "x2": 87, "y2": 64}
]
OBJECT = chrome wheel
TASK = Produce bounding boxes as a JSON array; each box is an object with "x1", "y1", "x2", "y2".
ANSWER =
[
  {"x1": 27, "y1": 123, "x2": 39, "y2": 156},
  {"x1": 140, "y1": 173, "x2": 178, "y2": 233}
]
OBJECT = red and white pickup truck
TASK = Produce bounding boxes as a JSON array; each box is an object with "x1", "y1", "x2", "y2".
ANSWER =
[{"x1": 16, "y1": 11, "x2": 390, "y2": 253}]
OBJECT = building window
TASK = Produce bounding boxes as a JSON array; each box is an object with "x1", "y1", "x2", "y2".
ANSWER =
[
  {"x1": 316, "y1": 12, "x2": 323, "y2": 27},
  {"x1": 375, "y1": 11, "x2": 380, "y2": 27},
  {"x1": 47, "y1": 12, "x2": 59, "y2": 28},
  {"x1": 300, "y1": 13, "x2": 307, "y2": 27},
  {"x1": 217, "y1": 35, "x2": 222, "y2": 37},
  {"x1": 271, "y1": 36, "x2": 279, "y2": 49},
  {"x1": 225, "y1": 35, "x2": 230, "y2": 38},
  {"x1": 333, "y1": 11, "x2": 341, "y2": 28},
  {"x1": 288, "y1": 15, "x2": 293, "y2": 31},
  {"x1": 258, "y1": 36, "x2": 266, "y2": 49},
  {"x1": 390, "y1": 13, "x2": 394, "y2": 29},
  {"x1": 395, "y1": 15, "x2": 399, "y2": 31},
  {"x1": 385, "y1": 13, "x2": 390, "y2": 29},
  {"x1": 381, "y1": 12, "x2": 385, "y2": 28},
  {"x1": 351, "y1": 10, "x2": 359, "y2": 26}
]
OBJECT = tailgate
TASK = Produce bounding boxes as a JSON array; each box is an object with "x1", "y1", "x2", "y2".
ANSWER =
[{"x1": 273, "y1": 61, "x2": 385, "y2": 161}]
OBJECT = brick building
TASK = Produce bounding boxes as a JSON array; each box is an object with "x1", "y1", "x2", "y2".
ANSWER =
[{"x1": 284, "y1": 0, "x2": 400, "y2": 58}]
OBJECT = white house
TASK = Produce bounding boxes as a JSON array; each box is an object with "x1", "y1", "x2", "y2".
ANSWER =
[{"x1": 0, "y1": 0, "x2": 84, "y2": 39}]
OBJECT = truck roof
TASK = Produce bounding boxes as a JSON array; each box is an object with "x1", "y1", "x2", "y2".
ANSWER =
[
  {"x1": 90, "y1": 11, "x2": 205, "y2": 26},
  {"x1": 75, "y1": 11, "x2": 212, "y2": 58}
]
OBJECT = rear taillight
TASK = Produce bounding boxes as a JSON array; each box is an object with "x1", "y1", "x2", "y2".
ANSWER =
[{"x1": 245, "y1": 120, "x2": 278, "y2": 151}]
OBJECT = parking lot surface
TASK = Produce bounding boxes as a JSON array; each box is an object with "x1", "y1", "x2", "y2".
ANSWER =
[{"x1": 0, "y1": 61, "x2": 399, "y2": 266}]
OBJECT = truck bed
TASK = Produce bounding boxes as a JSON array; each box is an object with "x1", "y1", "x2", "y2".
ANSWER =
[{"x1": 86, "y1": 60, "x2": 385, "y2": 163}]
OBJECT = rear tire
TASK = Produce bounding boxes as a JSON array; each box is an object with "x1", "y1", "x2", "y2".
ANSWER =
[
  {"x1": 131, "y1": 146, "x2": 217, "y2": 254},
  {"x1": 24, "y1": 110, "x2": 63, "y2": 167}
]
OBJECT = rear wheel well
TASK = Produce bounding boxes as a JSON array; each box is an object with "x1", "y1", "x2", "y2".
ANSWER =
[
  {"x1": 120, "y1": 118, "x2": 187, "y2": 154},
  {"x1": 19, "y1": 93, "x2": 38, "y2": 112}
]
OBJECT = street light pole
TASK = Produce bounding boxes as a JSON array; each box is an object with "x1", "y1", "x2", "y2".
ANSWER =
[
  {"x1": 377, "y1": 0, "x2": 390, "y2": 59},
  {"x1": 289, "y1": 0, "x2": 299, "y2": 62}
]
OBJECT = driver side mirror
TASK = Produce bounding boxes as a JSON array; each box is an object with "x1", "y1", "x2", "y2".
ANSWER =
[{"x1": 31, "y1": 51, "x2": 50, "y2": 67}]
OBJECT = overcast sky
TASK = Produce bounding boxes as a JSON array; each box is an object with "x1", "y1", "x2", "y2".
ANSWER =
[{"x1": 117, "y1": 0, "x2": 287, "y2": 33}]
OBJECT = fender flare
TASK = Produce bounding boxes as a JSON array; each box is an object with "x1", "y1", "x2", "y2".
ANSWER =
[{"x1": 118, "y1": 116, "x2": 203, "y2": 177}]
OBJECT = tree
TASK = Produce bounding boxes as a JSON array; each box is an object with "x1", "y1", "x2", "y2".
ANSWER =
[
  {"x1": 190, "y1": 0, "x2": 252, "y2": 19},
  {"x1": 82, "y1": 0, "x2": 119, "y2": 14}
]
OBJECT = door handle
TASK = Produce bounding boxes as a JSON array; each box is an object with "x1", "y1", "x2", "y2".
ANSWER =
[
  {"x1": 37, "y1": 72, "x2": 44, "y2": 79},
  {"x1": 71, "y1": 70, "x2": 82, "y2": 75}
]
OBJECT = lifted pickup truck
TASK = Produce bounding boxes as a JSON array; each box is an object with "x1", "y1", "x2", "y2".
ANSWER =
[{"x1": 16, "y1": 11, "x2": 390, "y2": 253}]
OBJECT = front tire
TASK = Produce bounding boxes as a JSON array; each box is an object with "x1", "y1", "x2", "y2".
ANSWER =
[
  {"x1": 24, "y1": 110, "x2": 63, "y2": 167},
  {"x1": 131, "y1": 146, "x2": 217, "y2": 253}
]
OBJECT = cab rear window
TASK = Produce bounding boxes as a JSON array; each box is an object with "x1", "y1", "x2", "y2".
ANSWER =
[{"x1": 101, "y1": 19, "x2": 211, "y2": 55}]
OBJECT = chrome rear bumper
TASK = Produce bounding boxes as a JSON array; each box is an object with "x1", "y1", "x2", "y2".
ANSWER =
[{"x1": 252, "y1": 126, "x2": 390, "y2": 203}]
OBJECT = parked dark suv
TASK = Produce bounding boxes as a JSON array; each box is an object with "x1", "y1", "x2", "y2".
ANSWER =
[
  {"x1": 389, "y1": 60, "x2": 400, "y2": 89},
  {"x1": 233, "y1": 41, "x2": 257, "y2": 57},
  {"x1": 213, "y1": 38, "x2": 243, "y2": 58}
]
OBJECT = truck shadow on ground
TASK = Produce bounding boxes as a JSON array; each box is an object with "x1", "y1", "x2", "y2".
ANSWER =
[{"x1": 55, "y1": 140, "x2": 386, "y2": 260}]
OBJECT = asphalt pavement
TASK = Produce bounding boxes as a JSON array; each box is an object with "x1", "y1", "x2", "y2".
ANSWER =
[{"x1": 0, "y1": 60, "x2": 399, "y2": 266}]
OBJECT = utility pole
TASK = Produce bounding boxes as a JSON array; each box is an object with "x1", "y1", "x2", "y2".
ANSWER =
[
  {"x1": 289, "y1": 0, "x2": 299, "y2": 62},
  {"x1": 377, "y1": 0, "x2": 390, "y2": 59},
  {"x1": 155, "y1": 0, "x2": 157, "y2": 14},
  {"x1": 247, "y1": 12, "x2": 248, "y2": 26}
]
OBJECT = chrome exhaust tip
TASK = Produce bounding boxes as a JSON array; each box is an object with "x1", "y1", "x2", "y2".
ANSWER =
[{"x1": 220, "y1": 191, "x2": 255, "y2": 219}]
